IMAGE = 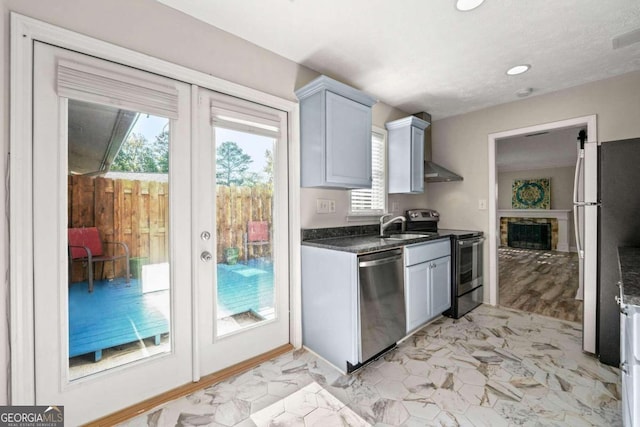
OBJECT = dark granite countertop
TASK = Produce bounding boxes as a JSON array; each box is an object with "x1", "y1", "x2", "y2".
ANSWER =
[
  {"x1": 302, "y1": 230, "x2": 452, "y2": 254},
  {"x1": 618, "y1": 247, "x2": 640, "y2": 306}
]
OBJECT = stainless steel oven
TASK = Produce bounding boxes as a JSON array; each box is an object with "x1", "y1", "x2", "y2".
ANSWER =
[
  {"x1": 450, "y1": 233, "x2": 485, "y2": 318},
  {"x1": 457, "y1": 235, "x2": 484, "y2": 295},
  {"x1": 405, "y1": 209, "x2": 484, "y2": 319}
]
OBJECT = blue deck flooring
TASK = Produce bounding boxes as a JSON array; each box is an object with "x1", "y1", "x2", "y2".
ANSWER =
[
  {"x1": 69, "y1": 259, "x2": 274, "y2": 361},
  {"x1": 68, "y1": 278, "x2": 169, "y2": 361},
  {"x1": 216, "y1": 258, "x2": 275, "y2": 318}
]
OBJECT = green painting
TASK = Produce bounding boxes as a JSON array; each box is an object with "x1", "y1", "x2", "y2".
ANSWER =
[{"x1": 512, "y1": 178, "x2": 550, "y2": 209}]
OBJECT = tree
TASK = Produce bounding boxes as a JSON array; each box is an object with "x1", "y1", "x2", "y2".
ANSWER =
[
  {"x1": 111, "y1": 130, "x2": 169, "y2": 173},
  {"x1": 111, "y1": 133, "x2": 154, "y2": 172},
  {"x1": 153, "y1": 130, "x2": 169, "y2": 173},
  {"x1": 263, "y1": 149, "x2": 273, "y2": 184},
  {"x1": 216, "y1": 141, "x2": 253, "y2": 186}
]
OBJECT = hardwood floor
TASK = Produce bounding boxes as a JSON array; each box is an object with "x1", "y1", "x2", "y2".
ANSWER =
[{"x1": 499, "y1": 247, "x2": 583, "y2": 322}]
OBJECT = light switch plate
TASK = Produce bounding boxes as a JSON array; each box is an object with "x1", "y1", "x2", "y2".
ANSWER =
[
  {"x1": 316, "y1": 199, "x2": 335, "y2": 214},
  {"x1": 478, "y1": 199, "x2": 487, "y2": 210}
]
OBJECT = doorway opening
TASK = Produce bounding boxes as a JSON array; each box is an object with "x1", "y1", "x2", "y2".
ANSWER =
[
  {"x1": 496, "y1": 126, "x2": 583, "y2": 322},
  {"x1": 488, "y1": 116, "x2": 597, "y2": 324}
]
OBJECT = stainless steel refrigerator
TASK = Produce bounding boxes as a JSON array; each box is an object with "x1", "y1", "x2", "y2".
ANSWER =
[{"x1": 576, "y1": 137, "x2": 640, "y2": 367}]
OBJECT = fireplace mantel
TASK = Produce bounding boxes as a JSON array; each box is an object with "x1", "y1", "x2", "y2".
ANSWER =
[{"x1": 497, "y1": 209, "x2": 572, "y2": 252}]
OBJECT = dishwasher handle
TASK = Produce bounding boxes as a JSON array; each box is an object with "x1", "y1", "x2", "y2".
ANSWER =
[{"x1": 359, "y1": 254, "x2": 403, "y2": 268}]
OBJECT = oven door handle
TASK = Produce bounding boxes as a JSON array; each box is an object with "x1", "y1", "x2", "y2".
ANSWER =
[{"x1": 458, "y1": 237, "x2": 485, "y2": 247}]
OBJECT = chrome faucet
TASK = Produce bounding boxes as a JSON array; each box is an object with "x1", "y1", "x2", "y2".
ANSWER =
[{"x1": 380, "y1": 214, "x2": 407, "y2": 237}]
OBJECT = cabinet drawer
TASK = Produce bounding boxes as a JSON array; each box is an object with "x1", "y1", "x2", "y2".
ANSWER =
[{"x1": 405, "y1": 239, "x2": 450, "y2": 266}]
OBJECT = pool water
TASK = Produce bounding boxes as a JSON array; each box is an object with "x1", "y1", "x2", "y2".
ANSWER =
[{"x1": 216, "y1": 258, "x2": 275, "y2": 319}]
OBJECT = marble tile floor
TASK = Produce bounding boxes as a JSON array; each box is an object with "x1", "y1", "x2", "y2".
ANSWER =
[
  {"x1": 119, "y1": 305, "x2": 620, "y2": 427},
  {"x1": 499, "y1": 247, "x2": 583, "y2": 323}
]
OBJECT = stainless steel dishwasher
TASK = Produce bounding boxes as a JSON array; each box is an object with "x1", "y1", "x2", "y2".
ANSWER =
[{"x1": 358, "y1": 248, "x2": 406, "y2": 364}]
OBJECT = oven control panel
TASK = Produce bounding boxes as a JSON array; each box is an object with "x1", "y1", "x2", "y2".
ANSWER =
[{"x1": 406, "y1": 209, "x2": 440, "y2": 221}]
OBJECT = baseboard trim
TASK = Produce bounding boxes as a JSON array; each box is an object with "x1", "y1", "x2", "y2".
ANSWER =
[{"x1": 85, "y1": 343, "x2": 294, "y2": 426}]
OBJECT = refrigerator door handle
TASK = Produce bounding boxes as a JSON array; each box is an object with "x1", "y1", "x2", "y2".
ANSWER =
[
  {"x1": 573, "y1": 205, "x2": 584, "y2": 259},
  {"x1": 573, "y1": 150, "x2": 585, "y2": 259},
  {"x1": 572, "y1": 148, "x2": 583, "y2": 205}
]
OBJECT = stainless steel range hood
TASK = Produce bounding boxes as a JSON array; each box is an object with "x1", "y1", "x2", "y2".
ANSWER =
[
  {"x1": 424, "y1": 161, "x2": 463, "y2": 182},
  {"x1": 413, "y1": 112, "x2": 463, "y2": 183}
]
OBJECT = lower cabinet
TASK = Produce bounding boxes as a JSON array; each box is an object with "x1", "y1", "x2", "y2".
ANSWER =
[
  {"x1": 404, "y1": 239, "x2": 451, "y2": 334},
  {"x1": 406, "y1": 262, "x2": 431, "y2": 332},
  {"x1": 301, "y1": 238, "x2": 452, "y2": 372},
  {"x1": 301, "y1": 245, "x2": 360, "y2": 372},
  {"x1": 430, "y1": 256, "x2": 452, "y2": 315}
]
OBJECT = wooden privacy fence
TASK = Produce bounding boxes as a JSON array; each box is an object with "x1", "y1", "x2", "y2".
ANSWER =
[
  {"x1": 68, "y1": 176, "x2": 272, "y2": 282},
  {"x1": 68, "y1": 175, "x2": 169, "y2": 282},
  {"x1": 216, "y1": 184, "x2": 273, "y2": 264}
]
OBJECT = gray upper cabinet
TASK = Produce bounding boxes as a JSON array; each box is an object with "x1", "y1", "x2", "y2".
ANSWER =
[
  {"x1": 386, "y1": 116, "x2": 430, "y2": 194},
  {"x1": 296, "y1": 76, "x2": 377, "y2": 189}
]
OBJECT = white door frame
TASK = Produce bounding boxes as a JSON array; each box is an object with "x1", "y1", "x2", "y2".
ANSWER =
[
  {"x1": 10, "y1": 12, "x2": 301, "y2": 404},
  {"x1": 487, "y1": 115, "x2": 597, "y2": 306}
]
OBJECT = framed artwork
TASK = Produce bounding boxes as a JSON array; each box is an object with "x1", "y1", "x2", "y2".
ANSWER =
[{"x1": 512, "y1": 178, "x2": 550, "y2": 209}]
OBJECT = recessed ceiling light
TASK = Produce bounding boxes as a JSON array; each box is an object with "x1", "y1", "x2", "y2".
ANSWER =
[
  {"x1": 506, "y1": 64, "x2": 531, "y2": 76},
  {"x1": 456, "y1": 0, "x2": 485, "y2": 11}
]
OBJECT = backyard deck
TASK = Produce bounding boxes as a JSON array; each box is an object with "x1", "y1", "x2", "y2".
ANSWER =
[
  {"x1": 68, "y1": 278, "x2": 169, "y2": 361},
  {"x1": 68, "y1": 259, "x2": 274, "y2": 362}
]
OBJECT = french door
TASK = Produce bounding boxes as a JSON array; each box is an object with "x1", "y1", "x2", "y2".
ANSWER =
[
  {"x1": 195, "y1": 89, "x2": 290, "y2": 375},
  {"x1": 31, "y1": 42, "x2": 289, "y2": 424}
]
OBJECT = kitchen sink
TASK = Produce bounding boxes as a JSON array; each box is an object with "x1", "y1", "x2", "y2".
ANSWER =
[{"x1": 384, "y1": 233, "x2": 431, "y2": 240}]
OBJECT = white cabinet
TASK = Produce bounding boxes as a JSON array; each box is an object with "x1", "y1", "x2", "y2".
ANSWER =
[
  {"x1": 621, "y1": 300, "x2": 640, "y2": 427},
  {"x1": 430, "y1": 256, "x2": 452, "y2": 315},
  {"x1": 301, "y1": 245, "x2": 360, "y2": 371},
  {"x1": 406, "y1": 262, "x2": 431, "y2": 332},
  {"x1": 296, "y1": 76, "x2": 377, "y2": 189},
  {"x1": 404, "y1": 239, "x2": 451, "y2": 334},
  {"x1": 386, "y1": 116, "x2": 430, "y2": 194}
]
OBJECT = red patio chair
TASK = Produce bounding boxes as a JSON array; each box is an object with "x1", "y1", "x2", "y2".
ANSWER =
[
  {"x1": 243, "y1": 221, "x2": 270, "y2": 261},
  {"x1": 68, "y1": 227, "x2": 130, "y2": 292}
]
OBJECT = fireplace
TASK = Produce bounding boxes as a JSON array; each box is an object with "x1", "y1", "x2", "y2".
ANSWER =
[
  {"x1": 497, "y1": 209, "x2": 571, "y2": 252},
  {"x1": 507, "y1": 221, "x2": 552, "y2": 250}
]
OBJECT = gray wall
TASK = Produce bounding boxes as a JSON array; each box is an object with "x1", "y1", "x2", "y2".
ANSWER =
[
  {"x1": 427, "y1": 70, "x2": 640, "y2": 302},
  {"x1": 498, "y1": 166, "x2": 577, "y2": 249},
  {"x1": 429, "y1": 70, "x2": 640, "y2": 232},
  {"x1": 498, "y1": 166, "x2": 575, "y2": 210}
]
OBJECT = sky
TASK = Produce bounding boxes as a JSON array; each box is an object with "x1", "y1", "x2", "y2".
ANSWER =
[{"x1": 131, "y1": 113, "x2": 272, "y2": 174}]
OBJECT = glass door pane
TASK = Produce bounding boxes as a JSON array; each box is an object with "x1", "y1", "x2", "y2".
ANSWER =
[
  {"x1": 214, "y1": 128, "x2": 276, "y2": 336},
  {"x1": 67, "y1": 100, "x2": 172, "y2": 379}
]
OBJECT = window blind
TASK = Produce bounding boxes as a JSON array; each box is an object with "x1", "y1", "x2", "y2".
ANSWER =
[
  {"x1": 350, "y1": 131, "x2": 386, "y2": 214},
  {"x1": 57, "y1": 59, "x2": 180, "y2": 119},
  {"x1": 210, "y1": 93, "x2": 284, "y2": 138}
]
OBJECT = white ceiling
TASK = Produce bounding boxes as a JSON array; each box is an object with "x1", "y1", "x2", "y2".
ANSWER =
[
  {"x1": 496, "y1": 126, "x2": 583, "y2": 172},
  {"x1": 155, "y1": 0, "x2": 640, "y2": 119}
]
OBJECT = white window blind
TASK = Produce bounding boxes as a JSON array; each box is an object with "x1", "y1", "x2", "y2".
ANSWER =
[
  {"x1": 350, "y1": 130, "x2": 386, "y2": 215},
  {"x1": 210, "y1": 93, "x2": 284, "y2": 138},
  {"x1": 57, "y1": 59, "x2": 180, "y2": 119}
]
